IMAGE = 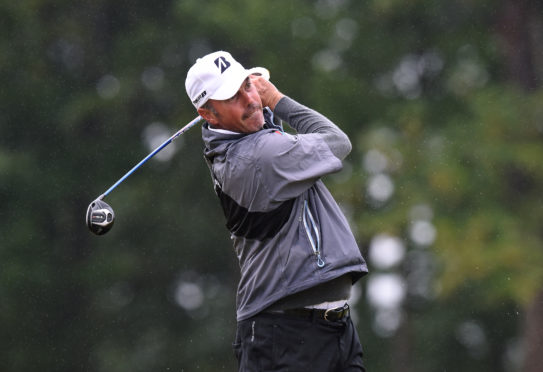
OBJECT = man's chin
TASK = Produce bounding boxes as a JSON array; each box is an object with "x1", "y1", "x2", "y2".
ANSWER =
[{"x1": 248, "y1": 112, "x2": 265, "y2": 131}]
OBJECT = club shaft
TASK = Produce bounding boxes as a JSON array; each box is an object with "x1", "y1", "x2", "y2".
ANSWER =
[{"x1": 98, "y1": 115, "x2": 202, "y2": 200}]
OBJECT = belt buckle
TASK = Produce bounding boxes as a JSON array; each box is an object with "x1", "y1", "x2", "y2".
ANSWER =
[
  {"x1": 324, "y1": 304, "x2": 349, "y2": 321},
  {"x1": 324, "y1": 308, "x2": 334, "y2": 321}
]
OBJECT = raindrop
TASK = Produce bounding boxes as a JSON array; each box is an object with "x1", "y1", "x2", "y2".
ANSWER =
[
  {"x1": 141, "y1": 67, "x2": 165, "y2": 91},
  {"x1": 392, "y1": 55, "x2": 422, "y2": 99},
  {"x1": 363, "y1": 149, "x2": 388, "y2": 174},
  {"x1": 335, "y1": 18, "x2": 358, "y2": 42},
  {"x1": 369, "y1": 234, "x2": 406, "y2": 269},
  {"x1": 142, "y1": 122, "x2": 178, "y2": 162},
  {"x1": 367, "y1": 173, "x2": 394, "y2": 202},
  {"x1": 373, "y1": 307, "x2": 403, "y2": 338},
  {"x1": 174, "y1": 281, "x2": 204, "y2": 311},
  {"x1": 455, "y1": 320, "x2": 488, "y2": 359},
  {"x1": 96, "y1": 74, "x2": 120, "y2": 99},
  {"x1": 366, "y1": 273, "x2": 406, "y2": 309},
  {"x1": 312, "y1": 49, "x2": 342, "y2": 72},
  {"x1": 409, "y1": 220, "x2": 437, "y2": 246}
]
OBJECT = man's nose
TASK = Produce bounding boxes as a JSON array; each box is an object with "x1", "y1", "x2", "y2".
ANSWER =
[{"x1": 239, "y1": 89, "x2": 256, "y2": 106}]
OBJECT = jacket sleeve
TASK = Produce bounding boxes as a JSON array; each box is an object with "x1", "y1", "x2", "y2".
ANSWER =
[
  {"x1": 254, "y1": 126, "x2": 343, "y2": 204},
  {"x1": 273, "y1": 96, "x2": 352, "y2": 160}
]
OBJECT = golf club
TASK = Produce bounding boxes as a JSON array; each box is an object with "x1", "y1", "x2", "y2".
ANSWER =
[{"x1": 86, "y1": 115, "x2": 203, "y2": 235}]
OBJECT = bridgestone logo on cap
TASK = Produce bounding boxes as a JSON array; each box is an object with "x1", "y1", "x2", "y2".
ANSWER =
[
  {"x1": 193, "y1": 90, "x2": 207, "y2": 105},
  {"x1": 214, "y1": 56, "x2": 231, "y2": 73}
]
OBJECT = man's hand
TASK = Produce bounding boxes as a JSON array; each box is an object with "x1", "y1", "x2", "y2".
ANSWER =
[{"x1": 250, "y1": 74, "x2": 284, "y2": 111}]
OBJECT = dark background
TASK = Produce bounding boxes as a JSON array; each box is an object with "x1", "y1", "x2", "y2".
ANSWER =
[{"x1": 2, "y1": 1, "x2": 543, "y2": 371}]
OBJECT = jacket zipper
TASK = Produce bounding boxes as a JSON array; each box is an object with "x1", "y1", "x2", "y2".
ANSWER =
[{"x1": 303, "y1": 200, "x2": 325, "y2": 268}]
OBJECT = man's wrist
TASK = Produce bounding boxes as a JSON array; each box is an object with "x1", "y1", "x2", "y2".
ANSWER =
[
  {"x1": 272, "y1": 96, "x2": 296, "y2": 120},
  {"x1": 267, "y1": 92, "x2": 285, "y2": 111}
]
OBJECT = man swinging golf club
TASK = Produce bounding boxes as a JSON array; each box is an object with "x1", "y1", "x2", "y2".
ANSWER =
[{"x1": 186, "y1": 51, "x2": 368, "y2": 371}]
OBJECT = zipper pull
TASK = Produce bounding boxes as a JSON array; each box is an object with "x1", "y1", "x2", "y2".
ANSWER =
[{"x1": 317, "y1": 254, "x2": 325, "y2": 268}]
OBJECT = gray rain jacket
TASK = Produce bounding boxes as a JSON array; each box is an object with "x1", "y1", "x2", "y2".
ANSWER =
[{"x1": 202, "y1": 96, "x2": 368, "y2": 321}]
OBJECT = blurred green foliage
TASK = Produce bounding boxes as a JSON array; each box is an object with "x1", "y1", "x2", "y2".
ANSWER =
[{"x1": 1, "y1": 0, "x2": 542, "y2": 371}]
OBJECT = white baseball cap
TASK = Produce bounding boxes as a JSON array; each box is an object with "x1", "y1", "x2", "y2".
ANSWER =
[{"x1": 185, "y1": 51, "x2": 269, "y2": 109}]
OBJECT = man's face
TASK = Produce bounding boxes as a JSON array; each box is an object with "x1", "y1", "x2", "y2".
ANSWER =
[{"x1": 200, "y1": 77, "x2": 265, "y2": 133}]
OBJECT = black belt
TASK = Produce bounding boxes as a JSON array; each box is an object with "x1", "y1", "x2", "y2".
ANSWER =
[{"x1": 270, "y1": 303, "x2": 350, "y2": 322}]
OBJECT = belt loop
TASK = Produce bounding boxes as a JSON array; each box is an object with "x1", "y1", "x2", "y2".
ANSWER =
[{"x1": 311, "y1": 308, "x2": 318, "y2": 323}]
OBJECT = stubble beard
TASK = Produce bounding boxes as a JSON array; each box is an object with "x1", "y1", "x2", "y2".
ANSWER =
[{"x1": 243, "y1": 104, "x2": 265, "y2": 131}]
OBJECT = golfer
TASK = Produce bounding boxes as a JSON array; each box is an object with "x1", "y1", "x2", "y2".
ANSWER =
[{"x1": 186, "y1": 51, "x2": 368, "y2": 371}]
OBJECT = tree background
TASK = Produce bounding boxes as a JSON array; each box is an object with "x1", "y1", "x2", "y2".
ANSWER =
[{"x1": 1, "y1": 0, "x2": 542, "y2": 371}]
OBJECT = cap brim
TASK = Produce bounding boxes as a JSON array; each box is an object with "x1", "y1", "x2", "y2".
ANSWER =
[
  {"x1": 248, "y1": 67, "x2": 270, "y2": 81},
  {"x1": 209, "y1": 70, "x2": 251, "y2": 101},
  {"x1": 210, "y1": 67, "x2": 270, "y2": 101}
]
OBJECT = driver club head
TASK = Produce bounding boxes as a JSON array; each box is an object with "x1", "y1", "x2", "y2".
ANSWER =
[{"x1": 86, "y1": 199, "x2": 115, "y2": 235}]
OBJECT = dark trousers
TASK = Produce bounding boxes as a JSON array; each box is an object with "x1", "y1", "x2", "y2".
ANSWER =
[{"x1": 233, "y1": 311, "x2": 366, "y2": 371}]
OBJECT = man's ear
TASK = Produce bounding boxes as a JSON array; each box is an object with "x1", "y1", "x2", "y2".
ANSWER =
[{"x1": 197, "y1": 107, "x2": 219, "y2": 126}]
